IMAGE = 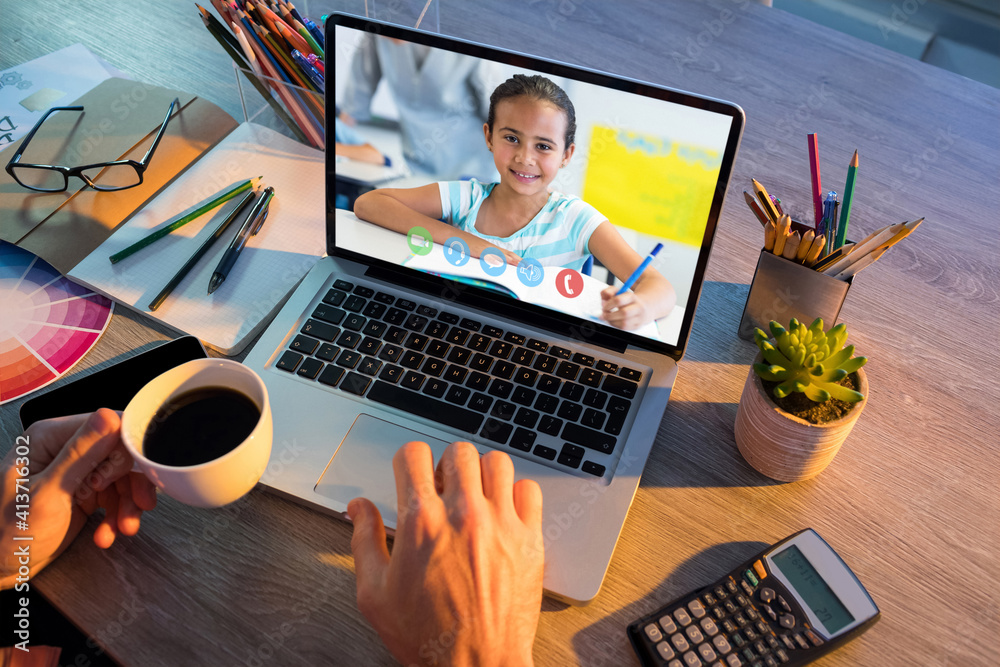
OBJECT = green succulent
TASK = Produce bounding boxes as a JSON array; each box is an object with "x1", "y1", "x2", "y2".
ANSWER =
[{"x1": 753, "y1": 318, "x2": 867, "y2": 403}]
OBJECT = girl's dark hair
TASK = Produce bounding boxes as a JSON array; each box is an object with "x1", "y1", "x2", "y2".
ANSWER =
[{"x1": 487, "y1": 74, "x2": 576, "y2": 147}]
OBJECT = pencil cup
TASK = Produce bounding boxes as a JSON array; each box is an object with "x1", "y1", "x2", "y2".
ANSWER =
[
  {"x1": 737, "y1": 250, "x2": 852, "y2": 340},
  {"x1": 233, "y1": 63, "x2": 325, "y2": 150}
]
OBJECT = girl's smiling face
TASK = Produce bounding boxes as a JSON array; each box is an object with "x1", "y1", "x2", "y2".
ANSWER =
[{"x1": 485, "y1": 96, "x2": 574, "y2": 200}]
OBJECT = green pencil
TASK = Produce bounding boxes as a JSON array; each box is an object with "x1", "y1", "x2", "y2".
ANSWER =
[
  {"x1": 109, "y1": 176, "x2": 261, "y2": 264},
  {"x1": 836, "y1": 150, "x2": 858, "y2": 250}
]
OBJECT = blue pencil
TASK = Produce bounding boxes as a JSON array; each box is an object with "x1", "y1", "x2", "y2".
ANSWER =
[{"x1": 616, "y1": 243, "x2": 663, "y2": 295}]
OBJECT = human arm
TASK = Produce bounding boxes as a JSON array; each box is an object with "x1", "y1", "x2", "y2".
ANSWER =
[
  {"x1": 354, "y1": 186, "x2": 523, "y2": 265},
  {"x1": 588, "y1": 221, "x2": 676, "y2": 330},
  {"x1": 1, "y1": 409, "x2": 157, "y2": 589},
  {"x1": 348, "y1": 441, "x2": 543, "y2": 667},
  {"x1": 335, "y1": 141, "x2": 387, "y2": 165}
]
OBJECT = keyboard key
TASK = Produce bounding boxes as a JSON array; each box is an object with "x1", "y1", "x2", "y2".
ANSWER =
[
  {"x1": 358, "y1": 336, "x2": 382, "y2": 356},
  {"x1": 620, "y1": 367, "x2": 642, "y2": 381},
  {"x1": 363, "y1": 302, "x2": 386, "y2": 319},
  {"x1": 533, "y1": 354, "x2": 557, "y2": 373},
  {"x1": 276, "y1": 350, "x2": 303, "y2": 372},
  {"x1": 323, "y1": 289, "x2": 346, "y2": 306},
  {"x1": 426, "y1": 320, "x2": 449, "y2": 338},
  {"x1": 444, "y1": 364, "x2": 468, "y2": 384},
  {"x1": 447, "y1": 347, "x2": 472, "y2": 365},
  {"x1": 504, "y1": 331, "x2": 526, "y2": 345},
  {"x1": 358, "y1": 357, "x2": 382, "y2": 376},
  {"x1": 395, "y1": 299, "x2": 416, "y2": 311},
  {"x1": 404, "y1": 333, "x2": 429, "y2": 351},
  {"x1": 533, "y1": 444, "x2": 556, "y2": 460},
  {"x1": 596, "y1": 360, "x2": 618, "y2": 374},
  {"x1": 290, "y1": 335, "x2": 319, "y2": 355},
  {"x1": 353, "y1": 285, "x2": 374, "y2": 298},
  {"x1": 511, "y1": 386, "x2": 536, "y2": 406},
  {"x1": 490, "y1": 400, "x2": 516, "y2": 421},
  {"x1": 336, "y1": 350, "x2": 362, "y2": 369},
  {"x1": 340, "y1": 372, "x2": 371, "y2": 395},
  {"x1": 582, "y1": 408, "x2": 606, "y2": 429},
  {"x1": 446, "y1": 385, "x2": 471, "y2": 405},
  {"x1": 404, "y1": 314, "x2": 428, "y2": 331},
  {"x1": 583, "y1": 388, "x2": 608, "y2": 409},
  {"x1": 556, "y1": 361, "x2": 581, "y2": 381},
  {"x1": 400, "y1": 350, "x2": 424, "y2": 369},
  {"x1": 337, "y1": 331, "x2": 362, "y2": 349},
  {"x1": 572, "y1": 353, "x2": 595, "y2": 366},
  {"x1": 423, "y1": 378, "x2": 448, "y2": 398},
  {"x1": 514, "y1": 367, "x2": 538, "y2": 386},
  {"x1": 562, "y1": 422, "x2": 616, "y2": 454},
  {"x1": 470, "y1": 353, "x2": 493, "y2": 372},
  {"x1": 510, "y1": 347, "x2": 535, "y2": 366},
  {"x1": 559, "y1": 382, "x2": 584, "y2": 401},
  {"x1": 493, "y1": 360, "x2": 516, "y2": 379},
  {"x1": 606, "y1": 411, "x2": 628, "y2": 436},
  {"x1": 343, "y1": 314, "x2": 366, "y2": 331},
  {"x1": 514, "y1": 408, "x2": 540, "y2": 429},
  {"x1": 510, "y1": 428, "x2": 536, "y2": 452},
  {"x1": 301, "y1": 318, "x2": 339, "y2": 341},
  {"x1": 379, "y1": 364, "x2": 403, "y2": 383},
  {"x1": 417, "y1": 305, "x2": 438, "y2": 317},
  {"x1": 603, "y1": 375, "x2": 638, "y2": 398},
  {"x1": 385, "y1": 308, "x2": 407, "y2": 325},
  {"x1": 316, "y1": 343, "x2": 339, "y2": 361},
  {"x1": 549, "y1": 345, "x2": 571, "y2": 359},
  {"x1": 469, "y1": 334, "x2": 491, "y2": 352},
  {"x1": 557, "y1": 443, "x2": 583, "y2": 468},
  {"x1": 378, "y1": 344, "x2": 402, "y2": 363},
  {"x1": 468, "y1": 393, "x2": 493, "y2": 413},
  {"x1": 421, "y1": 358, "x2": 446, "y2": 377},
  {"x1": 460, "y1": 317, "x2": 481, "y2": 331},
  {"x1": 317, "y1": 364, "x2": 344, "y2": 387},
  {"x1": 489, "y1": 340, "x2": 513, "y2": 359},
  {"x1": 557, "y1": 401, "x2": 582, "y2": 421},
  {"x1": 481, "y1": 419, "x2": 513, "y2": 444},
  {"x1": 333, "y1": 279, "x2": 353, "y2": 291},
  {"x1": 466, "y1": 372, "x2": 490, "y2": 391},
  {"x1": 534, "y1": 394, "x2": 558, "y2": 414},
  {"x1": 538, "y1": 415, "x2": 563, "y2": 436},
  {"x1": 385, "y1": 326, "x2": 407, "y2": 344},
  {"x1": 447, "y1": 328, "x2": 471, "y2": 345},
  {"x1": 402, "y1": 371, "x2": 425, "y2": 391},
  {"x1": 343, "y1": 295, "x2": 366, "y2": 313},
  {"x1": 527, "y1": 338, "x2": 548, "y2": 351},
  {"x1": 537, "y1": 375, "x2": 561, "y2": 394},
  {"x1": 488, "y1": 379, "x2": 513, "y2": 399},
  {"x1": 483, "y1": 325, "x2": 504, "y2": 338},
  {"x1": 579, "y1": 368, "x2": 603, "y2": 387},
  {"x1": 362, "y1": 320, "x2": 387, "y2": 338},
  {"x1": 367, "y1": 381, "x2": 483, "y2": 433},
  {"x1": 581, "y1": 461, "x2": 606, "y2": 477},
  {"x1": 374, "y1": 291, "x2": 395, "y2": 304},
  {"x1": 438, "y1": 311, "x2": 460, "y2": 324}
]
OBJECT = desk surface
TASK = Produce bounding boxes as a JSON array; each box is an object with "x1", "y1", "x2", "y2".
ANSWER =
[{"x1": 2, "y1": 1, "x2": 998, "y2": 665}]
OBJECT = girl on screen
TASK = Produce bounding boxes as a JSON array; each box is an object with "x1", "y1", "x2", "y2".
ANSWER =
[{"x1": 353, "y1": 74, "x2": 675, "y2": 330}]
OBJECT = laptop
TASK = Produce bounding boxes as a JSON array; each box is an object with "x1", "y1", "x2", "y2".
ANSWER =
[{"x1": 242, "y1": 13, "x2": 744, "y2": 604}]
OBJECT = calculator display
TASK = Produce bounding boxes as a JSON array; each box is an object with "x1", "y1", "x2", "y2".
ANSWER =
[{"x1": 771, "y1": 545, "x2": 854, "y2": 634}]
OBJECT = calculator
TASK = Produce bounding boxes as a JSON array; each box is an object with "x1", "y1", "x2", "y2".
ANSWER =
[{"x1": 627, "y1": 529, "x2": 879, "y2": 667}]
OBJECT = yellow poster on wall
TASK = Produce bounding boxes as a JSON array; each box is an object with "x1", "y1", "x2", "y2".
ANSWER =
[{"x1": 582, "y1": 126, "x2": 722, "y2": 246}]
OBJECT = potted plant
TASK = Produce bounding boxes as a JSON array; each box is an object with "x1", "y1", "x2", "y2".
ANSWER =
[{"x1": 734, "y1": 317, "x2": 868, "y2": 482}]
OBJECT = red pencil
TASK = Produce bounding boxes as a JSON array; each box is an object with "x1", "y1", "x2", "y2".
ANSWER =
[{"x1": 808, "y1": 133, "x2": 823, "y2": 230}]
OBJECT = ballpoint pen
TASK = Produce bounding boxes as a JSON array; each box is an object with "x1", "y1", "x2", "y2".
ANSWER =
[
  {"x1": 208, "y1": 186, "x2": 275, "y2": 294},
  {"x1": 615, "y1": 243, "x2": 663, "y2": 295}
]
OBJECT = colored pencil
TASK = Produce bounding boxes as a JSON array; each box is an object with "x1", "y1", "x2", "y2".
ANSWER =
[
  {"x1": 808, "y1": 133, "x2": 823, "y2": 229},
  {"x1": 836, "y1": 150, "x2": 859, "y2": 250},
  {"x1": 752, "y1": 178, "x2": 780, "y2": 223},
  {"x1": 744, "y1": 191, "x2": 769, "y2": 226},
  {"x1": 110, "y1": 177, "x2": 261, "y2": 264}
]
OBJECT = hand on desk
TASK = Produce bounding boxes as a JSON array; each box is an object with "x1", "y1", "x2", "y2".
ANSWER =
[
  {"x1": 1, "y1": 409, "x2": 157, "y2": 589},
  {"x1": 349, "y1": 441, "x2": 544, "y2": 667}
]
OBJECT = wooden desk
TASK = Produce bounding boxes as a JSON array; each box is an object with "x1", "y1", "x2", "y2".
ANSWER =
[{"x1": 2, "y1": 1, "x2": 998, "y2": 665}]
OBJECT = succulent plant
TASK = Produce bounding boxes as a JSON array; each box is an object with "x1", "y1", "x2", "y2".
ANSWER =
[{"x1": 753, "y1": 318, "x2": 867, "y2": 403}]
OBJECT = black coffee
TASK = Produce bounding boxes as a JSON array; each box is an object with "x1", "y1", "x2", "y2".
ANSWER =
[{"x1": 143, "y1": 387, "x2": 260, "y2": 467}]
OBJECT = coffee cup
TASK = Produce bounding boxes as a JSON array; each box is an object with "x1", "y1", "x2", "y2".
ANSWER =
[{"x1": 121, "y1": 359, "x2": 272, "y2": 508}]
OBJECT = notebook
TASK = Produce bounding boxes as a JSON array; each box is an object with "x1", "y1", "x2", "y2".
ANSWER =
[{"x1": 242, "y1": 13, "x2": 744, "y2": 604}]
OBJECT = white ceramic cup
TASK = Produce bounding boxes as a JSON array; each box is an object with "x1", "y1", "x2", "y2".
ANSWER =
[{"x1": 120, "y1": 359, "x2": 272, "y2": 508}]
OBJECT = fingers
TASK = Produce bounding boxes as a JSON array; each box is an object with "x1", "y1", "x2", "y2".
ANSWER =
[
  {"x1": 436, "y1": 441, "x2": 482, "y2": 501},
  {"x1": 347, "y1": 497, "x2": 390, "y2": 615},
  {"x1": 93, "y1": 484, "x2": 120, "y2": 549},
  {"x1": 44, "y1": 409, "x2": 123, "y2": 491},
  {"x1": 480, "y1": 450, "x2": 514, "y2": 508},
  {"x1": 512, "y1": 479, "x2": 543, "y2": 531},
  {"x1": 114, "y1": 477, "x2": 143, "y2": 536},
  {"x1": 131, "y1": 471, "x2": 158, "y2": 512},
  {"x1": 87, "y1": 442, "x2": 135, "y2": 492},
  {"x1": 392, "y1": 441, "x2": 439, "y2": 520},
  {"x1": 601, "y1": 289, "x2": 644, "y2": 330}
]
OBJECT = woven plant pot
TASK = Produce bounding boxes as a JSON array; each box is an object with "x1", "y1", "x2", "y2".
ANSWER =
[{"x1": 734, "y1": 357, "x2": 868, "y2": 482}]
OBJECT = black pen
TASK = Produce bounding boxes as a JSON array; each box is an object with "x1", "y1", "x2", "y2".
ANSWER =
[
  {"x1": 147, "y1": 188, "x2": 258, "y2": 311},
  {"x1": 208, "y1": 186, "x2": 274, "y2": 294}
]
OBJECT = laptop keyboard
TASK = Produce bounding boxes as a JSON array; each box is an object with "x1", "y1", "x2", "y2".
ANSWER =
[{"x1": 271, "y1": 277, "x2": 646, "y2": 479}]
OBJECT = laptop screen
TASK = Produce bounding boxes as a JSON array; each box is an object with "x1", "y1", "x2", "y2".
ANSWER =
[{"x1": 330, "y1": 14, "x2": 743, "y2": 357}]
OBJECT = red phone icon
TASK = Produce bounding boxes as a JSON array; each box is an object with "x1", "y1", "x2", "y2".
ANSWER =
[{"x1": 556, "y1": 269, "x2": 583, "y2": 298}]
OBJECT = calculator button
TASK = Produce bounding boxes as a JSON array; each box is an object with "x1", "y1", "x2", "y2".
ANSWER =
[
  {"x1": 754, "y1": 640, "x2": 768, "y2": 655},
  {"x1": 762, "y1": 605, "x2": 777, "y2": 621},
  {"x1": 698, "y1": 643, "x2": 718, "y2": 663},
  {"x1": 779, "y1": 614, "x2": 796, "y2": 630},
  {"x1": 735, "y1": 594, "x2": 749, "y2": 608},
  {"x1": 793, "y1": 633, "x2": 810, "y2": 650},
  {"x1": 740, "y1": 580, "x2": 754, "y2": 596},
  {"x1": 730, "y1": 632, "x2": 746, "y2": 648},
  {"x1": 756, "y1": 621, "x2": 769, "y2": 636},
  {"x1": 682, "y1": 651, "x2": 701, "y2": 667},
  {"x1": 656, "y1": 641, "x2": 677, "y2": 660},
  {"x1": 688, "y1": 599, "x2": 707, "y2": 619},
  {"x1": 734, "y1": 613, "x2": 748, "y2": 627},
  {"x1": 711, "y1": 606, "x2": 725, "y2": 620},
  {"x1": 775, "y1": 648, "x2": 790, "y2": 663},
  {"x1": 777, "y1": 596, "x2": 792, "y2": 613},
  {"x1": 660, "y1": 615, "x2": 678, "y2": 634},
  {"x1": 722, "y1": 619, "x2": 737, "y2": 634},
  {"x1": 764, "y1": 655, "x2": 779, "y2": 667},
  {"x1": 714, "y1": 586, "x2": 727, "y2": 600},
  {"x1": 804, "y1": 629, "x2": 824, "y2": 646},
  {"x1": 644, "y1": 623, "x2": 664, "y2": 643},
  {"x1": 674, "y1": 608, "x2": 693, "y2": 627},
  {"x1": 712, "y1": 634, "x2": 732, "y2": 654},
  {"x1": 743, "y1": 569, "x2": 759, "y2": 588},
  {"x1": 668, "y1": 661, "x2": 684, "y2": 667},
  {"x1": 745, "y1": 607, "x2": 759, "y2": 622},
  {"x1": 742, "y1": 647, "x2": 756, "y2": 663},
  {"x1": 726, "y1": 580, "x2": 739, "y2": 595},
  {"x1": 724, "y1": 601, "x2": 738, "y2": 615},
  {"x1": 703, "y1": 592, "x2": 717, "y2": 606},
  {"x1": 765, "y1": 635, "x2": 780, "y2": 651},
  {"x1": 671, "y1": 633, "x2": 691, "y2": 652},
  {"x1": 753, "y1": 560, "x2": 767, "y2": 581},
  {"x1": 759, "y1": 587, "x2": 776, "y2": 604},
  {"x1": 686, "y1": 625, "x2": 704, "y2": 644},
  {"x1": 743, "y1": 627, "x2": 757, "y2": 641},
  {"x1": 779, "y1": 634, "x2": 796, "y2": 650},
  {"x1": 725, "y1": 654, "x2": 743, "y2": 667},
  {"x1": 700, "y1": 617, "x2": 719, "y2": 637}
]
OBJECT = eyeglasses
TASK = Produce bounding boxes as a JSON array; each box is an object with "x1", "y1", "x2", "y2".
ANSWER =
[{"x1": 4, "y1": 97, "x2": 179, "y2": 192}]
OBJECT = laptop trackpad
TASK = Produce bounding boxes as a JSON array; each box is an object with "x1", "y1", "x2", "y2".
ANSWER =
[{"x1": 313, "y1": 414, "x2": 451, "y2": 527}]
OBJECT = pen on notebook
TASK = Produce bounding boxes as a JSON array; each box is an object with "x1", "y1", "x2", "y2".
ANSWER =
[
  {"x1": 616, "y1": 243, "x2": 663, "y2": 295},
  {"x1": 109, "y1": 177, "x2": 262, "y2": 264},
  {"x1": 147, "y1": 188, "x2": 257, "y2": 311},
  {"x1": 208, "y1": 186, "x2": 275, "y2": 294},
  {"x1": 836, "y1": 150, "x2": 859, "y2": 250}
]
